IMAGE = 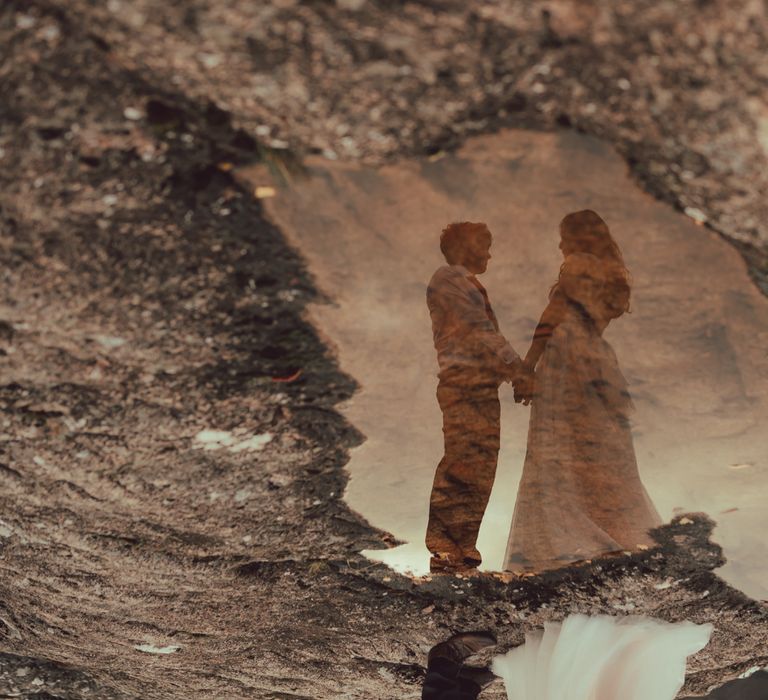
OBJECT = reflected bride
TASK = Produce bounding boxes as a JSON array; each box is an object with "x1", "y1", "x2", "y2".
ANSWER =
[
  {"x1": 506, "y1": 210, "x2": 662, "y2": 573},
  {"x1": 492, "y1": 614, "x2": 712, "y2": 700}
]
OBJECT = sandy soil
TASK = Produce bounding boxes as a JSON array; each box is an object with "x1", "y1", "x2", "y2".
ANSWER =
[{"x1": 1, "y1": 1, "x2": 767, "y2": 698}]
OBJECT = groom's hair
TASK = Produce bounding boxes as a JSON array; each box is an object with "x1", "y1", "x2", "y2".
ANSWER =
[{"x1": 440, "y1": 222, "x2": 490, "y2": 264}]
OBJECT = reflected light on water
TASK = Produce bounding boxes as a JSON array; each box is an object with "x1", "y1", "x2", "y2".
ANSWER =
[{"x1": 243, "y1": 128, "x2": 768, "y2": 598}]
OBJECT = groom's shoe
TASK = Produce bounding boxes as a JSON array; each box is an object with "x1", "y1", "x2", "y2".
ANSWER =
[
  {"x1": 429, "y1": 546, "x2": 483, "y2": 574},
  {"x1": 429, "y1": 555, "x2": 454, "y2": 574},
  {"x1": 428, "y1": 631, "x2": 498, "y2": 666},
  {"x1": 430, "y1": 554, "x2": 478, "y2": 575},
  {"x1": 429, "y1": 552, "x2": 461, "y2": 573},
  {"x1": 422, "y1": 659, "x2": 495, "y2": 700},
  {"x1": 461, "y1": 546, "x2": 482, "y2": 569},
  {"x1": 423, "y1": 632, "x2": 498, "y2": 700},
  {"x1": 422, "y1": 659, "x2": 493, "y2": 700}
]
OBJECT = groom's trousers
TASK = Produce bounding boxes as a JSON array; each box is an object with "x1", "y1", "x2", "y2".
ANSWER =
[{"x1": 426, "y1": 370, "x2": 501, "y2": 563}]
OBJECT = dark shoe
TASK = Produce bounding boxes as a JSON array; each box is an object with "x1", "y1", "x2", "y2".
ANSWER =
[
  {"x1": 430, "y1": 558, "x2": 478, "y2": 575},
  {"x1": 428, "y1": 631, "x2": 497, "y2": 665},
  {"x1": 422, "y1": 660, "x2": 485, "y2": 700},
  {"x1": 430, "y1": 551, "x2": 481, "y2": 574},
  {"x1": 429, "y1": 552, "x2": 461, "y2": 573},
  {"x1": 461, "y1": 545, "x2": 482, "y2": 569},
  {"x1": 462, "y1": 554, "x2": 482, "y2": 569},
  {"x1": 458, "y1": 665, "x2": 497, "y2": 689},
  {"x1": 423, "y1": 633, "x2": 498, "y2": 700}
]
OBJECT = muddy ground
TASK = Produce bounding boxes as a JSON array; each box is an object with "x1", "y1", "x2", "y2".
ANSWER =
[
  {"x1": 0, "y1": 1, "x2": 767, "y2": 698},
  {"x1": 23, "y1": 0, "x2": 767, "y2": 289}
]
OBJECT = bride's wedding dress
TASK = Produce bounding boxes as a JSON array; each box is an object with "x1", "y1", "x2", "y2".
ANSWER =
[
  {"x1": 492, "y1": 614, "x2": 712, "y2": 700},
  {"x1": 505, "y1": 253, "x2": 662, "y2": 572}
]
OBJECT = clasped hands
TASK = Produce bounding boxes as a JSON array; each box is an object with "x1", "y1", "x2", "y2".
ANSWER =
[{"x1": 502, "y1": 360, "x2": 535, "y2": 405}]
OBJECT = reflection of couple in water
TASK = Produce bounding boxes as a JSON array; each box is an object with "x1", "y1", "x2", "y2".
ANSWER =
[
  {"x1": 425, "y1": 210, "x2": 661, "y2": 575},
  {"x1": 422, "y1": 210, "x2": 766, "y2": 700}
]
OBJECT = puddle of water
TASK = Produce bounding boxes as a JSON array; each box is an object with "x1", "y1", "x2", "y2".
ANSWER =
[{"x1": 239, "y1": 129, "x2": 768, "y2": 599}]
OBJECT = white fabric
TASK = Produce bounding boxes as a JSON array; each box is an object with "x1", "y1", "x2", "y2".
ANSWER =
[{"x1": 492, "y1": 614, "x2": 712, "y2": 700}]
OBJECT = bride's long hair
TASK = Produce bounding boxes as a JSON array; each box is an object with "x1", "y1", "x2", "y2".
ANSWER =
[{"x1": 554, "y1": 210, "x2": 632, "y2": 317}]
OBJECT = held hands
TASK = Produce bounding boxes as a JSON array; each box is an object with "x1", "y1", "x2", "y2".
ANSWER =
[
  {"x1": 500, "y1": 359, "x2": 535, "y2": 405},
  {"x1": 501, "y1": 358, "x2": 523, "y2": 384},
  {"x1": 510, "y1": 362, "x2": 535, "y2": 405}
]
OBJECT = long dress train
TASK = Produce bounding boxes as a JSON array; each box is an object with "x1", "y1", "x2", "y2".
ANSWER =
[{"x1": 492, "y1": 614, "x2": 712, "y2": 700}]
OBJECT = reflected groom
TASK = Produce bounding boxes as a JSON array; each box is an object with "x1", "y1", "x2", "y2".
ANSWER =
[{"x1": 425, "y1": 222, "x2": 522, "y2": 574}]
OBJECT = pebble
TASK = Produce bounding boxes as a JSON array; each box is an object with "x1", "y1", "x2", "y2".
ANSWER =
[
  {"x1": 16, "y1": 15, "x2": 36, "y2": 29},
  {"x1": 134, "y1": 644, "x2": 180, "y2": 655},
  {"x1": 684, "y1": 207, "x2": 708, "y2": 224},
  {"x1": 254, "y1": 186, "x2": 276, "y2": 199},
  {"x1": 198, "y1": 53, "x2": 222, "y2": 69}
]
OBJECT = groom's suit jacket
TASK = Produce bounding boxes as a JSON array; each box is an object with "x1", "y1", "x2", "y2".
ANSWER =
[{"x1": 427, "y1": 264, "x2": 519, "y2": 381}]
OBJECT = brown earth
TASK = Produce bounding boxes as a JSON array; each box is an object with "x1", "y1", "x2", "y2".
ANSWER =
[
  {"x1": 21, "y1": 0, "x2": 767, "y2": 289},
  {"x1": 1, "y1": 1, "x2": 767, "y2": 698}
]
